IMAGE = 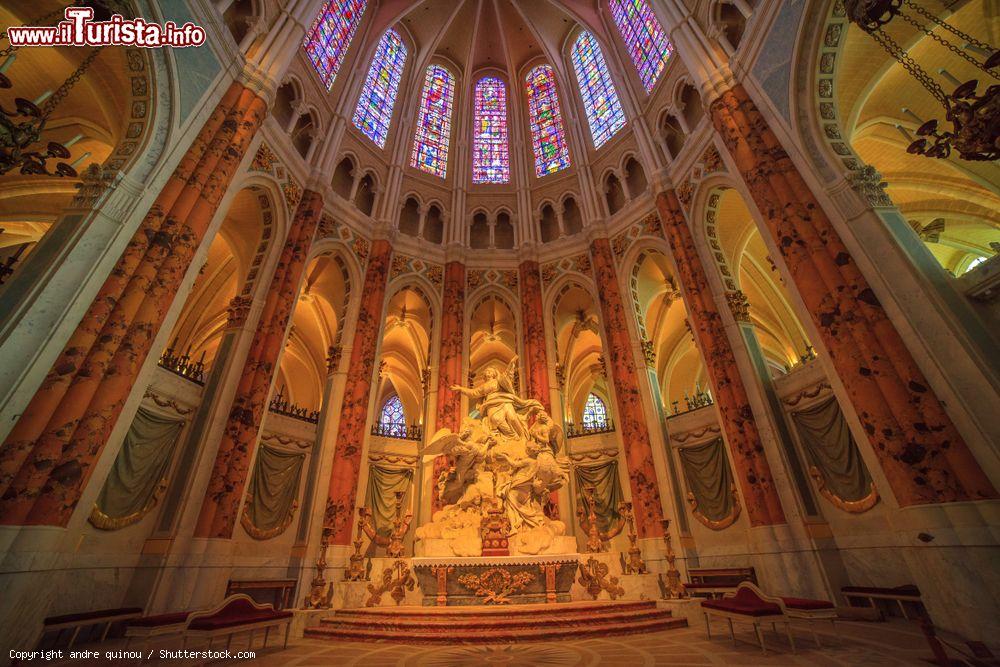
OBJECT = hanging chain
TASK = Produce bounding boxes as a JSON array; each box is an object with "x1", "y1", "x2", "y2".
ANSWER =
[
  {"x1": 901, "y1": 0, "x2": 994, "y2": 54},
  {"x1": 0, "y1": 8, "x2": 67, "y2": 58},
  {"x1": 872, "y1": 28, "x2": 949, "y2": 105},
  {"x1": 41, "y1": 47, "x2": 104, "y2": 117},
  {"x1": 897, "y1": 10, "x2": 997, "y2": 77}
]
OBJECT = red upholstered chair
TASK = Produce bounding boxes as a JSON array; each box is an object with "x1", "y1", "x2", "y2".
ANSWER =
[
  {"x1": 182, "y1": 594, "x2": 293, "y2": 651},
  {"x1": 701, "y1": 584, "x2": 788, "y2": 652}
]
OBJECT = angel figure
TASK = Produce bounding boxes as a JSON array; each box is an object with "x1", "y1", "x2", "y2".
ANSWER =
[{"x1": 450, "y1": 357, "x2": 542, "y2": 440}]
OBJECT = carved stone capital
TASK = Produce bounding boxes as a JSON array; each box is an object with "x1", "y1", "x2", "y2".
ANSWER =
[
  {"x1": 226, "y1": 295, "x2": 252, "y2": 328},
  {"x1": 726, "y1": 290, "x2": 751, "y2": 323}
]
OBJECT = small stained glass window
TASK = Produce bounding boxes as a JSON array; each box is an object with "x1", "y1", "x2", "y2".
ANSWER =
[
  {"x1": 582, "y1": 393, "x2": 609, "y2": 430},
  {"x1": 378, "y1": 395, "x2": 406, "y2": 437}
]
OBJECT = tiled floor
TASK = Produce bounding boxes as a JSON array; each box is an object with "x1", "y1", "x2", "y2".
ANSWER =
[{"x1": 215, "y1": 619, "x2": 940, "y2": 666}]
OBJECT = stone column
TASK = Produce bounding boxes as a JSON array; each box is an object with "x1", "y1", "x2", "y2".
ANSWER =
[
  {"x1": 431, "y1": 261, "x2": 466, "y2": 515},
  {"x1": 0, "y1": 82, "x2": 268, "y2": 526},
  {"x1": 656, "y1": 190, "x2": 786, "y2": 526},
  {"x1": 518, "y1": 261, "x2": 552, "y2": 412},
  {"x1": 709, "y1": 85, "x2": 996, "y2": 505},
  {"x1": 322, "y1": 240, "x2": 393, "y2": 545},
  {"x1": 518, "y1": 259, "x2": 562, "y2": 516},
  {"x1": 194, "y1": 189, "x2": 324, "y2": 539},
  {"x1": 588, "y1": 237, "x2": 665, "y2": 538}
]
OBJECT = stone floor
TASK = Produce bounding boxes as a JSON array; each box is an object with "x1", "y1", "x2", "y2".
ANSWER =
[
  {"x1": 38, "y1": 617, "x2": 979, "y2": 666},
  {"x1": 214, "y1": 619, "x2": 942, "y2": 666}
]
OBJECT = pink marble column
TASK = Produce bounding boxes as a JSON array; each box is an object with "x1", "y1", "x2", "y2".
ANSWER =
[
  {"x1": 589, "y1": 238, "x2": 665, "y2": 538},
  {"x1": 0, "y1": 83, "x2": 267, "y2": 526},
  {"x1": 657, "y1": 190, "x2": 786, "y2": 526},
  {"x1": 195, "y1": 189, "x2": 324, "y2": 539},
  {"x1": 431, "y1": 261, "x2": 466, "y2": 514},
  {"x1": 519, "y1": 261, "x2": 552, "y2": 413},
  {"x1": 711, "y1": 84, "x2": 996, "y2": 505},
  {"x1": 322, "y1": 240, "x2": 393, "y2": 545}
]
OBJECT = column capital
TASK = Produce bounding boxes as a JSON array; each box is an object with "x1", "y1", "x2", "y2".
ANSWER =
[
  {"x1": 649, "y1": 168, "x2": 674, "y2": 195},
  {"x1": 726, "y1": 290, "x2": 752, "y2": 323}
]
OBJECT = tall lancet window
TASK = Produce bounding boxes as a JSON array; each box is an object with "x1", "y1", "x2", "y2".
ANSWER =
[
  {"x1": 472, "y1": 77, "x2": 510, "y2": 184},
  {"x1": 610, "y1": 0, "x2": 673, "y2": 92},
  {"x1": 411, "y1": 65, "x2": 455, "y2": 178},
  {"x1": 303, "y1": 0, "x2": 367, "y2": 91},
  {"x1": 352, "y1": 29, "x2": 407, "y2": 148},
  {"x1": 571, "y1": 31, "x2": 627, "y2": 148},
  {"x1": 526, "y1": 65, "x2": 571, "y2": 177}
]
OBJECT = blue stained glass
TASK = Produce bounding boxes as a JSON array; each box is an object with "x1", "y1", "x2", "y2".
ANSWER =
[
  {"x1": 352, "y1": 29, "x2": 407, "y2": 148},
  {"x1": 526, "y1": 65, "x2": 571, "y2": 177},
  {"x1": 379, "y1": 395, "x2": 406, "y2": 437},
  {"x1": 303, "y1": 0, "x2": 367, "y2": 91},
  {"x1": 582, "y1": 393, "x2": 609, "y2": 429},
  {"x1": 571, "y1": 32, "x2": 627, "y2": 148},
  {"x1": 610, "y1": 0, "x2": 673, "y2": 92},
  {"x1": 410, "y1": 65, "x2": 455, "y2": 178}
]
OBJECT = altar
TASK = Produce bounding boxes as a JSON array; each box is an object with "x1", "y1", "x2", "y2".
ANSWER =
[{"x1": 411, "y1": 554, "x2": 579, "y2": 606}]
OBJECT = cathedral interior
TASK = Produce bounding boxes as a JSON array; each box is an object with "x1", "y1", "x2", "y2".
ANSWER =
[{"x1": 0, "y1": 0, "x2": 998, "y2": 664}]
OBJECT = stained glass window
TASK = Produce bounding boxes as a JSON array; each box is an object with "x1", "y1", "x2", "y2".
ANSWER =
[
  {"x1": 571, "y1": 32, "x2": 627, "y2": 149},
  {"x1": 582, "y1": 393, "x2": 609, "y2": 430},
  {"x1": 378, "y1": 395, "x2": 406, "y2": 437},
  {"x1": 526, "y1": 65, "x2": 571, "y2": 177},
  {"x1": 472, "y1": 77, "x2": 510, "y2": 184},
  {"x1": 410, "y1": 65, "x2": 455, "y2": 178},
  {"x1": 352, "y1": 29, "x2": 407, "y2": 148},
  {"x1": 610, "y1": 0, "x2": 673, "y2": 92},
  {"x1": 303, "y1": 0, "x2": 367, "y2": 91}
]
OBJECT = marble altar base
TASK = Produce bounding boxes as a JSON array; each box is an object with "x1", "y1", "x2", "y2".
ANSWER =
[{"x1": 411, "y1": 554, "x2": 579, "y2": 606}]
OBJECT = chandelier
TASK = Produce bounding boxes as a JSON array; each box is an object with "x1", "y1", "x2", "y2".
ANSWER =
[
  {"x1": 0, "y1": 2, "x2": 130, "y2": 177},
  {"x1": 844, "y1": 0, "x2": 998, "y2": 161}
]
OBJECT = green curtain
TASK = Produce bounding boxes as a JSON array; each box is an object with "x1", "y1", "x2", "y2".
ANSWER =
[
  {"x1": 678, "y1": 438, "x2": 734, "y2": 522},
  {"x1": 365, "y1": 464, "x2": 413, "y2": 537},
  {"x1": 573, "y1": 459, "x2": 624, "y2": 533},
  {"x1": 90, "y1": 407, "x2": 186, "y2": 530},
  {"x1": 792, "y1": 396, "x2": 872, "y2": 502},
  {"x1": 243, "y1": 444, "x2": 306, "y2": 539}
]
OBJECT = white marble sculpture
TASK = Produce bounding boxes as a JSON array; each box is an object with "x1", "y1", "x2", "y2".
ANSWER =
[{"x1": 415, "y1": 358, "x2": 572, "y2": 556}]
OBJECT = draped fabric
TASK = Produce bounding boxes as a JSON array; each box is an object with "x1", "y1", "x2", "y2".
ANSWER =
[
  {"x1": 792, "y1": 396, "x2": 873, "y2": 503},
  {"x1": 89, "y1": 407, "x2": 185, "y2": 530},
  {"x1": 365, "y1": 463, "x2": 413, "y2": 537},
  {"x1": 678, "y1": 438, "x2": 734, "y2": 521},
  {"x1": 242, "y1": 444, "x2": 306, "y2": 539},
  {"x1": 573, "y1": 459, "x2": 624, "y2": 533}
]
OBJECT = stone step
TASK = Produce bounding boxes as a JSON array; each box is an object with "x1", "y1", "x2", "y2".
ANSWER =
[
  {"x1": 320, "y1": 607, "x2": 676, "y2": 632},
  {"x1": 305, "y1": 613, "x2": 687, "y2": 644},
  {"x1": 327, "y1": 599, "x2": 657, "y2": 621}
]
